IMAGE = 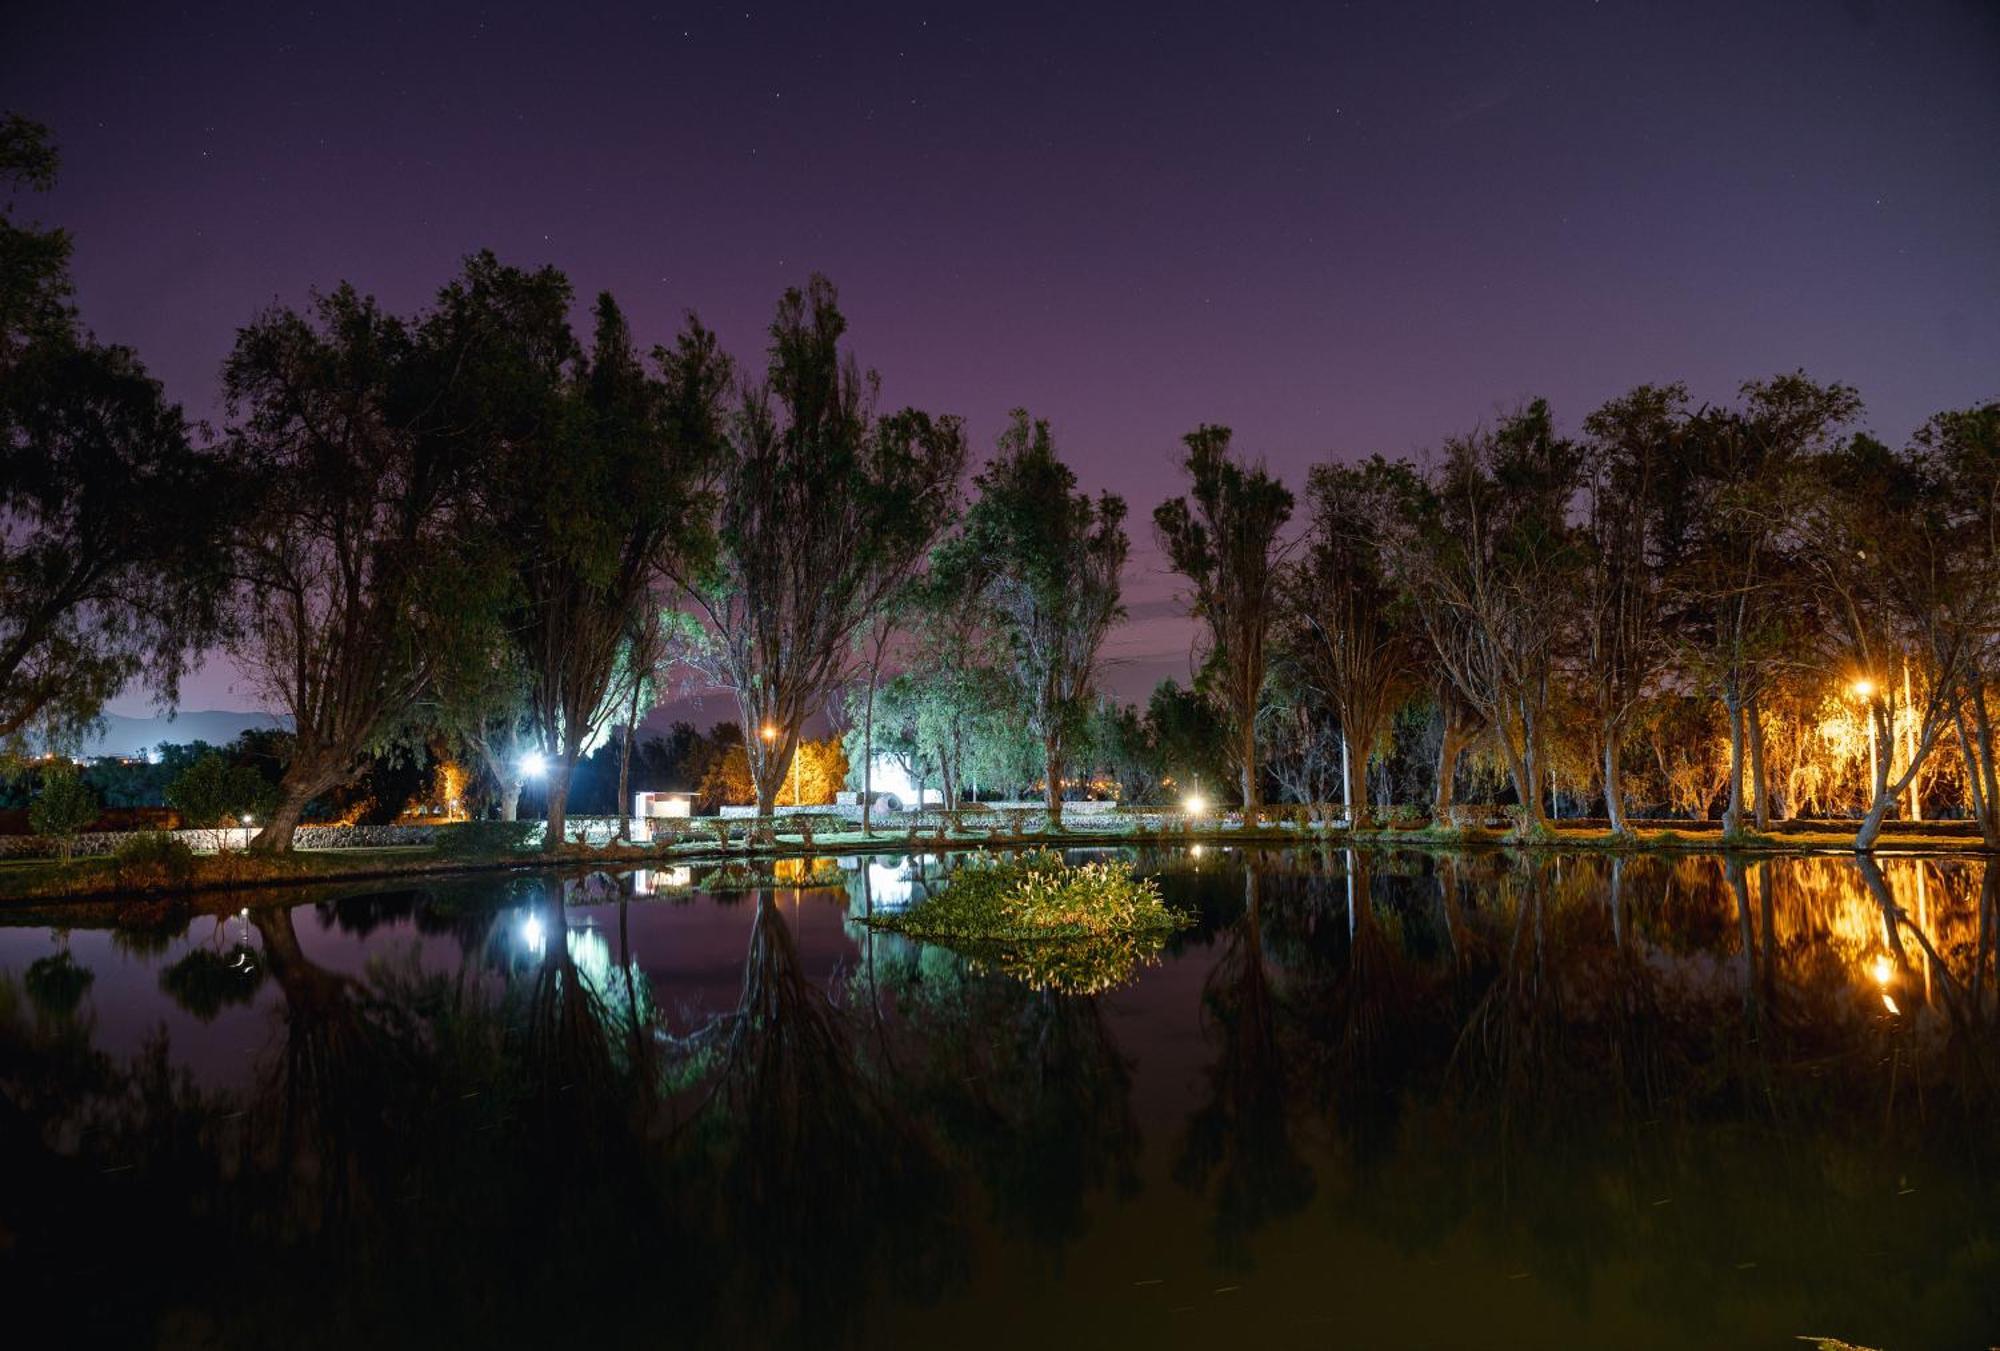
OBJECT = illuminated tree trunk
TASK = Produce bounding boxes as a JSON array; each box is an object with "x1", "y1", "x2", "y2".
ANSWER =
[
  {"x1": 498, "y1": 779, "x2": 522, "y2": 823},
  {"x1": 544, "y1": 757, "x2": 575, "y2": 853},
  {"x1": 251, "y1": 762, "x2": 340, "y2": 853},
  {"x1": 1239, "y1": 714, "x2": 1260, "y2": 829},
  {"x1": 1432, "y1": 703, "x2": 1472, "y2": 823},
  {"x1": 1043, "y1": 733, "x2": 1065, "y2": 829},
  {"x1": 1746, "y1": 695, "x2": 1771, "y2": 830},
  {"x1": 1722, "y1": 691, "x2": 1747, "y2": 836},
  {"x1": 1601, "y1": 734, "x2": 1629, "y2": 835}
]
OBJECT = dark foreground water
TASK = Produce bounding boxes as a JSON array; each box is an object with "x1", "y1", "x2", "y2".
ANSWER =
[{"x1": 3, "y1": 846, "x2": 1996, "y2": 1349}]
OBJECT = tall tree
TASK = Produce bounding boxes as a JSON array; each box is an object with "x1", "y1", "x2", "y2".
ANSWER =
[
  {"x1": 1676, "y1": 375, "x2": 1860, "y2": 835},
  {"x1": 1282, "y1": 457, "x2": 1424, "y2": 826},
  {"x1": 1793, "y1": 425, "x2": 1986, "y2": 851},
  {"x1": 1, "y1": 115, "x2": 232, "y2": 751},
  {"x1": 1909, "y1": 404, "x2": 2000, "y2": 848},
  {"x1": 1389, "y1": 401, "x2": 1584, "y2": 830},
  {"x1": 472, "y1": 274, "x2": 727, "y2": 851},
  {"x1": 223, "y1": 265, "x2": 502, "y2": 849},
  {"x1": 676, "y1": 276, "x2": 964, "y2": 819},
  {"x1": 1156, "y1": 426, "x2": 1295, "y2": 825},
  {"x1": 1573, "y1": 384, "x2": 1688, "y2": 833},
  {"x1": 949, "y1": 410, "x2": 1127, "y2": 827}
]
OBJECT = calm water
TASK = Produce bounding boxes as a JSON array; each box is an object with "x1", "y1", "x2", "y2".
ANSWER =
[{"x1": 3, "y1": 846, "x2": 1996, "y2": 1349}]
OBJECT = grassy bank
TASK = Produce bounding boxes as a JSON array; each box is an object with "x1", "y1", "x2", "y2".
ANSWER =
[{"x1": 0, "y1": 813, "x2": 1989, "y2": 909}]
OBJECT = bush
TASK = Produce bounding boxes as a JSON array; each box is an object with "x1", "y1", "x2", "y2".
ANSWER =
[
  {"x1": 875, "y1": 850, "x2": 1185, "y2": 943},
  {"x1": 30, "y1": 764, "x2": 99, "y2": 859},
  {"x1": 165, "y1": 752, "x2": 277, "y2": 832},
  {"x1": 1388, "y1": 803, "x2": 1427, "y2": 829},
  {"x1": 113, "y1": 832, "x2": 198, "y2": 890},
  {"x1": 434, "y1": 820, "x2": 540, "y2": 857}
]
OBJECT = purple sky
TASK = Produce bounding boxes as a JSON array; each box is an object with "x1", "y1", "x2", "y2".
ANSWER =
[{"x1": 7, "y1": 0, "x2": 1997, "y2": 720}]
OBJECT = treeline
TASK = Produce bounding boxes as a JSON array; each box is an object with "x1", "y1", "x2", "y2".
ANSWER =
[{"x1": 5, "y1": 113, "x2": 1997, "y2": 854}]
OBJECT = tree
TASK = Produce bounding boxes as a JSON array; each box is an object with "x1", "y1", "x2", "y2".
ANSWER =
[
  {"x1": 949, "y1": 410, "x2": 1127, "y2": 827},
  {"x1": 467, "y1": 268, "x2": 727, "y2": 852},
  {"x1": 1389, "y1": 401, "x2": 1585, "y2": 829},
  {"x1": 1573, "y1": 385, "x2": 1689, "y2": 833},
  {"x1": 1156, "y1": 426, "x2": 1293, "y2": 825},
  {"x1": 223, "y1": 269, "x2": 499, "y2": 851},
  {"x1": 166, "y1": 750, "x2": 278, "y2": 841},
  {"x1": 676, "y1": 276, "x2": 964, "y2": 819},
  {"x1": 1283, "y1": 457, "x2": 1424, "y2": 826},
  {"x1": 1144, "y1": 679, "x2": 1231, "y2": 805},
  {"x1": 1792, "y1": 425, "x2": 1985, "y2": 850},
  {"x1": 1, "y1": 116, "x2": 232, "y2": 752},
  {"x1": 1909, "y1": 404, "x2": 2000, "y2": 848},
  {"x1": 29, "y1": 761, "x2": 97, "y2": 859},
  {"x1": 1676, "y1": 375, "x2": 1860, "y2": 834}
]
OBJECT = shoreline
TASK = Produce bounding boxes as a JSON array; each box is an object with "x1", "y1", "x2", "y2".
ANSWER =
[{"x1": 0, "y1": 816, "x2": 1989, "y2": 913}]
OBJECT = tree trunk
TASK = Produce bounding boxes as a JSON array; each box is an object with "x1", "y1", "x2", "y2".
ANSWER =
[
  {"x1": 1954, "y1": 690, "x2": 1999, "y2": 849},
  {"x1": 1044, "y1": 733, "x2": 1064, "y2": 830},
  {"x1": 1433, "y1": 715, "x2": 1466, "y2": 823},
  {"x1": 616, "y1": 682, "x2": 643, "y2": 842},
  {"x1": 1345, "y1": 728, "x2": 1373, "y2": 831},
  {"x1": 543, "y1": 756, "x2": 576, "y2": 854},
  {"x1": 498, "y1": 776, "x2": 523, "y2": 823},
  {"x1": 1746, "y1": 695, "x2": 1771, "y2": 830},
  {"x1": 1239, "y1": 712, "x2": 1259, "y2": 828},
  {"x1": 1601, "y1": 732, "x2": 1629, "y2": 835},
  {"x1": 1722, "y1": 691, "x2": 1747, "y2": 836},
  {"x1": 860, "y1": 671, "x2": 878, "y2": 835},
  {"x1": 1339, "y1": 730, "x2": 1353, "y2": 827},
  {"x1": 1854, "y1": 705, "x2": 1893, "y2": 852},
  {"x1": 251, "y1": 768, "x2": 332, "y2": 853}
]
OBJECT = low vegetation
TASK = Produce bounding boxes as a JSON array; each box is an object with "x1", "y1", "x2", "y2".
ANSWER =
[{"x1": 872, "y1": 850, "x2": 1184, "y2": 943}]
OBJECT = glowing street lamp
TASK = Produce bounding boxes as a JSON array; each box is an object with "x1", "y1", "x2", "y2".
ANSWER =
[
  {"x1": 1184, "y1": 792, "x2": 1207, "y2": 818},
  {"x1": 761, "y1": 723, "x2": 800, "y2": 806},
  {"x1": 520, "y1": 751, "x2": 548, "y2": 779}
]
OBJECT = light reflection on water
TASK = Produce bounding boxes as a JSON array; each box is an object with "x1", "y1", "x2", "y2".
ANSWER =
[{"x1": 1, "y1": 846, "x2": 1996, "y2": 1349}]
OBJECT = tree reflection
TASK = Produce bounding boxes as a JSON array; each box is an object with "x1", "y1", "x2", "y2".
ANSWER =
[{"x1": 1175, "y1": 867, "x2": 1314, "y2": 1265}]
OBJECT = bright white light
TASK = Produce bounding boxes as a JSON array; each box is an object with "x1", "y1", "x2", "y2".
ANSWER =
[
  {"x1": 241, "y1": 814, "x2": 255, "y2": 826},
  {"x1": 1184, "y1": 794, "x2": 1207, "y2": 815},
  {"x1": 520, "y1": 751, "x2": 548, "y2": 778},
  {"x1": 519, "y1": 913, "x2": 547, "y2": 958}
]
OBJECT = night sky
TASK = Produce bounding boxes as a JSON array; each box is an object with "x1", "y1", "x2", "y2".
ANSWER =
[{"x1": 6, "y1": 0, "x2": 1998, "y2": 720}]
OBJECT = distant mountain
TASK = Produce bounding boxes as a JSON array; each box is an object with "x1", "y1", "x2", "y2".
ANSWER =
[{"x1": 80, "y1": 709, "x2": 289, "y2": 759}]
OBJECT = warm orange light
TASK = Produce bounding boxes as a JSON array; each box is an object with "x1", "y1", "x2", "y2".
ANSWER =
[
  {"x1": 1870, "y1": 952, "x2": 1893, "y2": 987},
  {"x1": 1850, "y1": 678, "x2": 1876, "y2": 700},
  {"x1": 761, "y1": 723, "x2": 778, "y2": 742}
]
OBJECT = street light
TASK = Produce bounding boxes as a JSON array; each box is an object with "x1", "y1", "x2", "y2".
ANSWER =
[{"x1": 520, "y1": 751, "x2": 548, "y2": 778}]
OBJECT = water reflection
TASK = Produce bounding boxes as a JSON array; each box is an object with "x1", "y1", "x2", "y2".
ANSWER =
[{"x1": 1, "y1": 848, "x2": 1996, "y2": 1348}]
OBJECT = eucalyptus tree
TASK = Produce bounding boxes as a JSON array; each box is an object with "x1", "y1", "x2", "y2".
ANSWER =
[
  {"x1": 1, "y1": 115, "x2": 232, "y2": 751},
  {"x1": 465, "y1": 268, "x2": 728, "y2": 851},
  {"x1": 1676, "y1": 375, "x2": 1860, "y2": 835},
  {"x1": 225, "y1": 268, "x2": 507, "y2": 849},
  {"x1": 1388, "y1": 401, "x2": 1584, "y2": 830},
  {"x1": 949, "y1": 409, "x2": 1127, "y2": 827},
  {"x1": 1155, "y1": 426, "x2": 1294, "y2": 825},
  {"x1": 1283, "y1": 456, "x2": 1425, "y2": 826},
  {"x1": 675, "y1": 276, "x2": 964, "y2": 818},
  {"x1": 1910, "y1": 404, "x2": 2000, "y2": 848},
  {"x1": 1792, "y1": 422, "x2": 1992, "y2": 851},
  {"x1": 1572, "y1": 384, "x2": 1689, "y2": 833}
]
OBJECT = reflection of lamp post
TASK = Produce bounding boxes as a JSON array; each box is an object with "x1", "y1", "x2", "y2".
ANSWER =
[{"x1": 1850, "y1": 679, "x2": 1879, "y2": 807}]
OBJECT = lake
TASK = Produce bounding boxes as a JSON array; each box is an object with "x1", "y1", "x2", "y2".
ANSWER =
[{"x1": 3, "y1": 845, "x2": 1995, "y2": 1349}]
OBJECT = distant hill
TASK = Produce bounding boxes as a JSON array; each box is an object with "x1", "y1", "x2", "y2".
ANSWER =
[{"x1": 79, "y1": 709, "x2": 289, "y2": 759}]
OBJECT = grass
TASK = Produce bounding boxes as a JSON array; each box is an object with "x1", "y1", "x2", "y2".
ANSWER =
[{"x1": 4, "y1": 806, "x2": 1995, "y2": 909}]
